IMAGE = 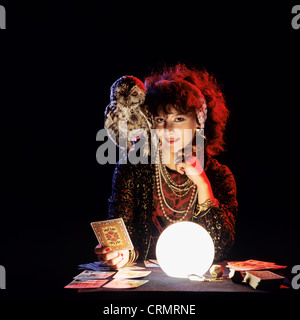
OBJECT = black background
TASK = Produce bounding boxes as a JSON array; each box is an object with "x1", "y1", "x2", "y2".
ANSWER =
[{"x1": 1, "y1": 0, "x2": 300, "y2": 304}]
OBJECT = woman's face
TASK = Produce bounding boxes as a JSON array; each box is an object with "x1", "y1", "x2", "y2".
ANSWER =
[{"x1": 154, "y1": 106, "x2": 198, "y2": 154}]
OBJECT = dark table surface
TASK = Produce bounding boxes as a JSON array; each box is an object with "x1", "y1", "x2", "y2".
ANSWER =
[{"x1": 74, "y1": 261, "x2": 296, "y2": 301}]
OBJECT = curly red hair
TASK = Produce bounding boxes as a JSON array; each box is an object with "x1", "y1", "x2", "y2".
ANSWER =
[{"x1": 144, "y1": 64, "x2": 230, "y2": 156}]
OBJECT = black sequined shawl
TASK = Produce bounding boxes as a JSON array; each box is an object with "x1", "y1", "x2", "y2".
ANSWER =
[{"x1": 107, "y1": 155, "x2": 238, "y2": 262}]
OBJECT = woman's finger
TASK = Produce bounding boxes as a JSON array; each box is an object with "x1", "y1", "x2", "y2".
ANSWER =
[
  {"x1": 102, "y1": 250, "x2": 119, "y2": 261},
  {"x1": 94, "y1": 245, "x2": 111, "y2": 255},
  {"x1": 184, "y1": 156, "x2": 204, "y2": 175},
  {"x1": 185, "y1": 156, "x2": 197, "y2": 167},
  {"x1": 107, "y1": 252, "x2": 123, "y2": 268},
  {"x1": 97, "y1": 254, "x2": 107, "y2": 263},
  {"x1": 175, "y1": 162, "x2": 186, "y2": 175},
  {"x1": 113, "y1": 257, "x2": 128, "y2": 270},
  {"x1": 110, "y1": 250, "x2": 130, "y2": 269},
  {"x1": 97, "y1": 250, "x2": 119, "y2": 264}
]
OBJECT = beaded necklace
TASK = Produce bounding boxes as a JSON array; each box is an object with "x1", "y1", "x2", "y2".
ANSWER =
[{"x1": 155, "y1": 151, "x2": 197, "y2": 223}]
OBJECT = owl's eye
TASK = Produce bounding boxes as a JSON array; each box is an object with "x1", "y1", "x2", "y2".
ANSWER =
[
  {"x1": 131, "y1": 91, "x2": 138, "y2": 96},
  {"x1": 120, "y1": 89, "x2": 125, "y2": 95}
]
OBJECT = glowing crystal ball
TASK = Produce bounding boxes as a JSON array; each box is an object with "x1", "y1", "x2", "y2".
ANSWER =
[{"x1": 156, "y1": 221, "x2": 215, "y2": 278}]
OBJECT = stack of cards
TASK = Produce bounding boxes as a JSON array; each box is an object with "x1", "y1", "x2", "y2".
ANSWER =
[
  {"x1": 226, "y1": 259, "x2": 287, "y2": 271},
  {"x1": 64, "y1": 270, "x2": 115, "y2": 289},
  {"x1": 78, "y1": 261, "x2": 111, "y2": 271}
]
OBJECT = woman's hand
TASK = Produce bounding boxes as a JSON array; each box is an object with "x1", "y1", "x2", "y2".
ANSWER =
[
  {"x1": 175, "y1": 155, "x2": 214, "y2": 204},
  {"x1": 175, "y1": 154, "x2": 205, "y2": 184},
  {"x1": 94, "y1": 245, "x2": 129, "y2": 269}
]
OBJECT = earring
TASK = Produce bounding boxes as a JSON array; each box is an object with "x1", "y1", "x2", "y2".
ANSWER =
[
  {"x1": 195, "y1": 128, "x2": 207, "y2": 146},
  {"x1": 192, "y1": 128, "x2": 207, "y2": 162}
]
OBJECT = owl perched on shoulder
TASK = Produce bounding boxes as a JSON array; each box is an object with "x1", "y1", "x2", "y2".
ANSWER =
[{"x1": 104, "y1": 75, "x2": 152, "y2": 155}]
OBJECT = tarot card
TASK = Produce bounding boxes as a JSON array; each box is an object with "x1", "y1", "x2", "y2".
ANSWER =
[
  {"x1": 78, "y1": 261, "x2": 111, "y2": 271},
  {"x1": 91, "y1": 218, "x2": 133, "y2": 251},
  {"x1": 226, "y1": 259, "x2": 287, "y2": 271},
  {"x1": 113, "y1": 269, "x2": 151, "y2": 279},
  {"x1": 64, "y1": 279, "x2": 107, "y2": 289},
  {"x1": 144, "y1": 260, "x2": 160, "y2": 268},
  {"x1": 103, "y1": 279, "x2": 149, "y2": 289},
  {"x1": 122, "y1": 266, "x2": 146, "y2": 271},
  {"x1": 74, "y1": 270, "x2": 115, "y2": 280}
]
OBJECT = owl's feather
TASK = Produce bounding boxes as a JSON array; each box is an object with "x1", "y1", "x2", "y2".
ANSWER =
[{"x1": 104, "y1": 75, "x2": 152, "y2": 155}]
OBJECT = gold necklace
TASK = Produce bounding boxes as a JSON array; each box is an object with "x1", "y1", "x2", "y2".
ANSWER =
[
  {"x1": 158, "y1": 165, "x2": 197, "y2": 214},
  {"x1": 160, "y1": 161, "x2": 193, "y2": 190},
  {"x1": 155, "y1": 154, "x2": 197, "y2": 223},
  {"x1": 158, "y1": 151, "x2": 194, "y2": 197}
]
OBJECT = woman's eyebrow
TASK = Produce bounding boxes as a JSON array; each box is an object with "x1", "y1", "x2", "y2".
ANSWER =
[
  {"x1": 155, "y1": 112, "x2": 186, "y2": 118},
  {"x1": 170, "y1": 113, "x2": 185, "y2": 117}
]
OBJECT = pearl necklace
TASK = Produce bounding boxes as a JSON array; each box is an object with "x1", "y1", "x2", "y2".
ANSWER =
[
  {"x1": 158, "y1": 151, "x2": 194, "y2": 197},
  {"x1": 155, "y1": 153, "x2": 197, "y2": 223}
]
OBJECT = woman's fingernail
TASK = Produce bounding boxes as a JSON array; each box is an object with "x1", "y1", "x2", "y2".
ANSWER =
[{"x1": 105, "y1": 247, "x2": 111, "y2": 252}]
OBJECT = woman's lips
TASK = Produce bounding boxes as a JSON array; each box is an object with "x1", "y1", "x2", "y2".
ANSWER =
[{"x1": 164, "y1": 137, "x2": 180, "y2": 144}]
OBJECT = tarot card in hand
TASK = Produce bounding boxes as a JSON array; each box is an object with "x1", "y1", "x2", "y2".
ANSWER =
[{"x1": 91, "y1": 218, "x2": 133, "y2": 251}]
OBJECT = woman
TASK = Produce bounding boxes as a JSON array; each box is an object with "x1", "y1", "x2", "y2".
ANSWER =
[{"x1": 95, "y1": 64, "x2": 238, "y2": 269}]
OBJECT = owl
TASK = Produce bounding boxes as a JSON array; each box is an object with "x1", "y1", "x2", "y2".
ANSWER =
[{"x1": 104, "y1": 75, "x2": 152, "y2": 156}]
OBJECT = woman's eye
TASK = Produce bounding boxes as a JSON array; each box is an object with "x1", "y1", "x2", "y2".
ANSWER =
[
  {"x1": 155, "y1": 118, "x2": 165, "y2": 123},
  {"x1": 175, "y1": 117, "x2": 185, "y2": 122}
]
